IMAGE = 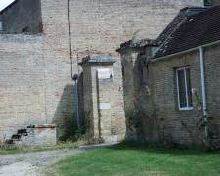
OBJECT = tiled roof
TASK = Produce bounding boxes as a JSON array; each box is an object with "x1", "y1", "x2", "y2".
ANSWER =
[{"x1": 153, "y1": 6, "x2": 220, "y2": 59}]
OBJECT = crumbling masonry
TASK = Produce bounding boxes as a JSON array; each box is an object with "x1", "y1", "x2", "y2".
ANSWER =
[{"x1": 0, "y1": 0, "x2": 205, "y2": 145}]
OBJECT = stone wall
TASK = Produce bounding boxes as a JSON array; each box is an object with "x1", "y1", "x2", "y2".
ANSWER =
[
  {"x1": 0, "y1": 34, "x2": 45, "y2": 141},
  {"x1": 81, "y1": 57, "x2": 126, "y2": 144},
  {"x1": 68, "y1": 0, "x2": 203, "y2": 57},
  {"x1": 39, "y1": 0, "x2": 77, "y2": 139},
  {"x1": 204, "y1": 44, "x2": 220, "y2": 146},
  {"x1": 120, "y1": 42, "x2": 220, "y2": 147},
  {"x1": 147, "y1": 43, "x2": 220, "y2": 147},
  {"x1": 119, "y1": 48, "x2": 146, "y2": 141},
  {"x1": 148, "y1": 51, "x2": 202, "y2": 146},
  {"x1": 15, "y1": 125, "x2": 57, "y2": 146},
  {"x1": 0, "y1": 0, "x2": 204, "y2": 142},
  {"x1": 213, "y1": 0, "x2": 220, "y2": 5}
]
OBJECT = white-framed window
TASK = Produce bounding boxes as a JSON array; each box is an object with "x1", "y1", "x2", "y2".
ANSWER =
[{"x1": 176, "y1": 67, "x2": 193, "y2": 110}]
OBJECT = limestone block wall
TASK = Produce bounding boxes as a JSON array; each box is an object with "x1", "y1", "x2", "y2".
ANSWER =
[
  {"x1": 68, "y1": 0, "x2": 203, "y2": 57},
  {"x1": 15, "y1": 126, "x2": 57, "y2": 146},
  {"x1": 213, "y1": 0, "x2": 220, "y2": 5},
  {"x1": 95, "y1": 65, "x2": 126, "y2": 143},
  {"x1": 119, "y1": 48, "x2": 145, "y2": 140},
  {"x1": 81, "y1": 66, "x2": 93, "y2": 138},
  {"x1": 0, "y1": 0, "x2": 77, "y2": 142},
  {"x1": 0, "y1": 33, "x2": 75, "y2": 142},
  {"x1": 123, "y1": 43, "x2": 220, "y2": 147},
  {"x1": 142, "y1": 44, "x2": 220, "y2": 147},
  {"x1": 81, "y1": 60, "x2": 125, "y2": 144},
  {"x1": 0, "y1": 0, "x2": 204, "y2": 142},
  {"x1": 204, "y1": 44, "x2": 220, "y2": 146},
  {"x1": 148, "y1": 51, "x2": 202, "y2": 146},
  {"x1": 120, "y1": 47, "x2": 203, "y2": 145},
  {"x1": 66, "y1": 0, "x2": 202, "y2": 142},
  {"x1": 40, "y1": 0, "x2": 77, "y2": 139},
  {"x1": 0, "y1": 34, "x2": 45, "y2": 141}
]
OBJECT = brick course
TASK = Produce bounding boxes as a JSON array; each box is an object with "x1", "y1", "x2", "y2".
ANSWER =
[
  {"x1": 0, "y1": 0, "x2": 203, "y2": 142},
  {"x1": 119, "y1": 41, "x2": 220, "y2": 147}
]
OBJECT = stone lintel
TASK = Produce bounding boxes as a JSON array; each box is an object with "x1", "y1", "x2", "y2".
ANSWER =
[{"x1": 79, "y1": 55, "x2": 116, "y2": 66}]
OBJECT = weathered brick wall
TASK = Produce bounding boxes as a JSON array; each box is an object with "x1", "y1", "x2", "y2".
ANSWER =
[
  {"x1": 213, "y1": 0, "x2": 220, "y2": 5},
  {"x1": 82, "y1": 63, "x2": 126, "y2": 144},
  {"x1": 0, "y1": 0, "x2": 204, "y2": 142},
  {"x1": 40, "y1": 0, "x2": 77, "y2": 139},
  {"x1": 119, "y1": 48, "x2": 145, "y2": 140},
  {"x1": 148, "y1": 51, "x2": 203, "y2": 146},
  {"x1": 120, "y1": 43, "x2": 220, "y2": 147},
  {"x1": 204, "y1": 44, "x2": 220, "y2": 146},
  {"x1": 0, "y1": 33, "x2": 74, "y2": 142},
  {"x1": 1, "y1": 0, "x2": 42, "y2": 34},
  {"x1": 68, "y1": 0, "x2": 203, "y2": 57},
  {"x1": 81, "y1": 65, "x2": 93, "y2": 138},
  {"x1": 120, "y1": 48, "x2": 203, "y2": 145},
  {"x1": 0, "y1": 34, "x2": 45, "y2": 141},
  {"x1": 96, "y1": 65, "x2": 126, "y2": 143},
  {"x1": 145, "y1": 44, "x2": 220, "y2": 147},
  {"x1": 15, "y1": 126, "x2": 57, "y2": 146},
  {"x1": 39, "y1": 0, "x2": 205, "y2": 141}
]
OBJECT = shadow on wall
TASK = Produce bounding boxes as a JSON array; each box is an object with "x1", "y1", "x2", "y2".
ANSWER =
[
  {"x1": 53, "y1": 73, "x2": 85, "y2": 141},
  {"x1": 78, "y1": 72, "x2": 85, "y2": 129},
  {"x1": 53, "y1": 84, "x2": 77, "y2": 141}
]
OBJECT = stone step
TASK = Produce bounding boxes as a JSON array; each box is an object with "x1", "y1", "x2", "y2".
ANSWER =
[
  {"x1": 17, "y1": 129, "x2": 28, "y2": 136},
  {"x1": 11, "y1": 134, "x2": 22, "y2": 140},
  {"x1": 4, "y1": 124, "x2": 57, "y2": 146},
  {"x1": 4, "y1": 139, "x2": 14, "y2": 145}
]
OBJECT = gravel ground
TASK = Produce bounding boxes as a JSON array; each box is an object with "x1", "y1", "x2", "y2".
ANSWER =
[{"x1": 0, "y1": 149, "x2": 85, "y2": 176}]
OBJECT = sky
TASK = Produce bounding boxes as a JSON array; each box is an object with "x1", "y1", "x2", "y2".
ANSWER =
[{"x1": 0, "y1": 0, "x2": 15, "y2": 11}]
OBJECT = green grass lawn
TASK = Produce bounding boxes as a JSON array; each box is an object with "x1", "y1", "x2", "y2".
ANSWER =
[{"x1": 52, "y1": 144, "x2": 220, "y2": 176}]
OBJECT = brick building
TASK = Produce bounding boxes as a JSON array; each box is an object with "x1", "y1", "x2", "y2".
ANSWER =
[
  {"x1": 117, "y1": 5, "x2": 220, "y2": 148},
  {"x1": 0, "y1": 0, "x2": 206, "y2": 144}
]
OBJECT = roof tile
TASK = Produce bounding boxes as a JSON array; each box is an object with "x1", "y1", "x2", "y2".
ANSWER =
[{"x1": 154, "y1": 6, "x2": 220, "y2": 58}]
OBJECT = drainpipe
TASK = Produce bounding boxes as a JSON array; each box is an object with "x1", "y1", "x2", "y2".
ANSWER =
[
  {"x1": 199, "y1": 47, "x2": 208, "y2": 146},
  {"x1": 72, "y1": 74, "x2": 80, "y2": 129},
  {"x1": 68, "y1": 0, "x2": 80, "y2": 129}
]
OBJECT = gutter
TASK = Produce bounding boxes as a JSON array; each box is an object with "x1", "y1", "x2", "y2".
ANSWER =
[
  {"x1": 149, "y1": 39, "x2": 215, "y2": 146},
  {"x1": 199, "y1": 47, "x2": 208, "y2": 146},
  {"x1": 150, "y1": 40, "x2": 220, "y2": 63},
  {"x1": 73, "y1": 75, "x2": 80, "y2": 129}
]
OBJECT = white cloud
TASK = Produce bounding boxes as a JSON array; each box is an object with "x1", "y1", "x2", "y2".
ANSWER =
[{"x1": 0, "y1": 0, "x2": 15, "y2": 11}]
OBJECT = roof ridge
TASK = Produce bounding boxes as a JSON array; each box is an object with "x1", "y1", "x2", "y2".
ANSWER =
[{"x1": 187, "y1": 5, "x2": 218, "y2": 19}]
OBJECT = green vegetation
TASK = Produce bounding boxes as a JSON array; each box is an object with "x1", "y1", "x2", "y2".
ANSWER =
[
  {"x1": 0, "y1": 140, "x2": 86, "y2": 155},
  {"x1": 52, "y1": 144, "x2": 220, "y2": 176}
]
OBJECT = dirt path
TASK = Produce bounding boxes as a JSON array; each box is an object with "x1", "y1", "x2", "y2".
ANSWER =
[{"x1": 0, "y1": 148, "x2": 85, "y2": 176}]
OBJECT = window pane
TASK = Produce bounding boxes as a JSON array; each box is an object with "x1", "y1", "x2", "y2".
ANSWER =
[
  {"x1": 0, "y1": 22, "x2": 2, "y2": 31},
  {"x1": 186, "y1": 68, "x2": 193, "y2": 107},
  {"x1": 204, "y1": 0, "x2": 212, "y2": 6},
  {"x1": 177, "y1": 69, "x2": 187, "y2": 108}
]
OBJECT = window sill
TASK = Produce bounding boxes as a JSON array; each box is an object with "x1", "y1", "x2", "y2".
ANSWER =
[{"x1": 179, "y1": 107, "x2": 194, "y2": 111}]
